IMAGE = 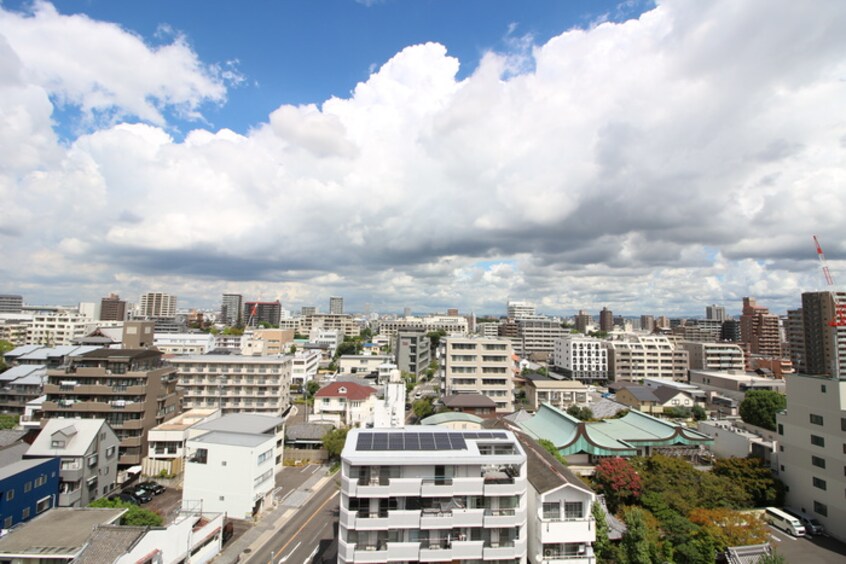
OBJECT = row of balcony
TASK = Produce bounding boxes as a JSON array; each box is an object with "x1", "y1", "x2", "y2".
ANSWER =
[
  {"x1": 342, "y1": 475, "x2": 525, "y2": 498},
  {"x1": 44, "y1": 383, "x2": 147, "y2": 395},
  {"x1": 42, "y1": 400, "x2": 147, "y2": 413},
  {"x1": 340, "y1": 506, "x2": 525, "y2": 530},
  {"x1": 339, "y1": 538, "x2": 527, "y2": 563}
]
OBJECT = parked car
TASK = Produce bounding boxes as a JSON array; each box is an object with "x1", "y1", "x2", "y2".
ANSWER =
[
  {"x1": 108, "y1": 492, "x2": 139, "y2": 505},
  {"x1": 785, "y1": 508, "x2": 824, "y2": 535},
  {"x1": 138, "y1": 481, "x2": 165, "y2": 495},
  {"x1": 124, "y1": 486, "x2": 153, "y2": 504}
]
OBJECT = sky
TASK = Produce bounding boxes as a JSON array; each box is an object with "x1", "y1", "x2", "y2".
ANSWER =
[{"x1": 1, "y1": 0, "x2": 845, "y2": 317}]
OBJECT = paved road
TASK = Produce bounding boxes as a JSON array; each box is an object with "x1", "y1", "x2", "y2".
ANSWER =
[
  {"x1": 245, "y1": 474, "x2": 339, "y2": 564},
  {"x1": 767, "y1": 525, "x2": 846, "y2": 563}
]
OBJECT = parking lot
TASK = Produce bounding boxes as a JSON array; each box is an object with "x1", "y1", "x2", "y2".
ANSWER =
[{"x1": 767, "y1": 525, "x2": 846, "y2": 563}]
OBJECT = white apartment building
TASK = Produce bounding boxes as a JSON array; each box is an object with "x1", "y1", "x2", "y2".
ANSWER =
[
  {"x1": 291, "y1": 349, "x2": 321, "y2": 387},
  {"x1": 302, "y1": 314, "x2": 360, "y2": 338},
  {"x1": 139, "y1": 292, "x2": 177, "y2": 318},
  {"x1": 170, "y1": 354, "x2": 292, "y2": 416},
  {"x1": 376, "y1": 316, "x2": 469, "y2": 338},
  {"x1": 679, "y1": 341, "x2": 745, "y2": 371},
  {"x1": 552, "y1": 335, "x2": 608, "y2": 382},
  {"x1": 516, "y1": 319, "x2": 568, "y2": 356},
  {"x1": 213, "y1": 332, "x2": 244, "y2": 349},
  {"x1": 26, "y1": 312, "x2": 93, "y2": 346},
  {"x1": 508, "y1": 301, "x2": 537, "y2": 319},
  {"x1": 310, "y1": 328, "x2": 340, "y2": 354},
  {"x1": 776, "y1": 373, "x2": 846, "y2": 542},
  {"x1": 477, "y1": 322, "x2": 501, "y2": 338},
  {"x1": 520, "y1": 436, "x2": 596, "y2": 563},
  {"x1": 339, "y1": 427, "x2": 528, "y2": 564},
  {"x1": 443, "y1": 337, "x2": 515, "y2": 413},
  {"x1": 604, "y1": 335, "x2": 689, "y2": 382},
  {"x1": 183, "y1": 430, "x2": 276, "y2": 519},
  {"x1": 240, "y1": 328, "x2": 295, "y2": 356},
  {"x1": 153, "y1": 332, "x2": 215, "y2": 355},
  {"x1": 339, "y1": 355, "x2": 394, "y2": 375}
]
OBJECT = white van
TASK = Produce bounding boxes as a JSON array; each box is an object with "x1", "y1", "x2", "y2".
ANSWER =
[{"x1": 764, "y1": 507, "x2": 806, "y2": 536}]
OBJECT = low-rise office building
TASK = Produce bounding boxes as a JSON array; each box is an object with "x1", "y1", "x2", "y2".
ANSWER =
[
  {"x1": 338, "y1": 427, "x2": 528, "y2": 563},
  {"x1": 143, "y1": 407, "x2": 221, "y2": 477},
  {"x1": 338, "y1": 355, "x2": 394, "y2": 375},
  {"x1": 0, "y1": 443, "x2": 59, "y2": 529},
  {"x1": 153, "y1": 332, "x2": 215, "y2": 355},
  {"x1": 522, "y1": 374, "x2": 590, "y2": 413}
]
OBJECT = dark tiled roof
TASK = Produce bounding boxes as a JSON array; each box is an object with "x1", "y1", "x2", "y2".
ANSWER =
[
  {"x1": 74, "y1": 525, "x2": 147, "y2": 564},
  {"x1": 286, "y1": 423, "x2": 335, "y2": 441},
  {"x1": 442, "y1": 394, "x2": 496, "y2": 408},
  {"x1": 623, "y1": 386, "x2": 660, "y2": 402},
  {"x1": 652, "y1": 385, "x2": 692, "y2": 404},
  {"x1": 79, "y1": 348, "x2": 161, "y2": 361}
]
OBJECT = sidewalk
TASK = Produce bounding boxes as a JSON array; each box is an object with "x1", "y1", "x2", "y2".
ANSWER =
[{"x1": 215, "y1": 467, "x2": 336, "y2": 564}]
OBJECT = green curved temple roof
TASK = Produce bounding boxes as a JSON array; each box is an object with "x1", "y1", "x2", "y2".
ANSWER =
[{"x1": 519, "y1": 403, "x2": 713, "y2": 457}]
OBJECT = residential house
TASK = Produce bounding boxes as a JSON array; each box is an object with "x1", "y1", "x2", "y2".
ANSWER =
[
  {"x1": 313, "y1": 382, "x2": 378, "y2": 427},
  {"x1": 0, "y1": 442, "x2": 59, "y2": 529}
]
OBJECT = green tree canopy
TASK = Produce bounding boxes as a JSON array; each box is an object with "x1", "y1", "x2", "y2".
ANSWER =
[
  {"x1": 322, "y1": 428, "x2": 348, "y2": 460},
  {"x1": 0, "y1": 414, "x2": 19, "y2": 430},
  {"x1": 591, "y1": 501, "x2": 616, "y2": 563},
  {"x1": 89, "y1": 497, "x2": 163, "y2": 526},
  {"x1": 620, "y1": 507, "x2": 664, "y2": 564},
  {"x1": 712, "y1": 457, "x2": 785, "y2": 507},
  {"x1": 412, "y1": 397, "x2": 435, "y2": 420},
  {"x1": 692, "y1": 404, "x2": 707, "y2": 421},
  {"x1": 739, "y1": 390, "x2": 786, "y2": 431},
  {"x1": 566, "y1": 405, "x2": 594, "y2": 421}
]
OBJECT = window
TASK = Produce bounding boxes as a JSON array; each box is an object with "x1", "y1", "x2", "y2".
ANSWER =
[
  {"x1": 257, "y1": 449, "x2": 273, "y2": 465},
  {"x1": 812, "y1": 456, "x2": 826, "y2": 469},
  {"x1": 841, "y1": 418, "x2": 846, "y2": 432},
  {"x1": 810, "y1": 414, "x2": 824, "y2": 426},
  {"x1": 811, "y1": 435, "x2": 825, "y2": 447},
  {"x1": 50, "y1": 440, "x2": 65, "y2": 448},
  {"x1": 814, "y1": 501, "x2": 828, "y2": 516},
  {"x1": 21, "y1": 507, "x2": 29, "y2": 520},
  {"x1": 542, "y1": 502, "x2": 560, "y2": 520},
  {"x1": 24, "y1": 482, "x2": 32, "y2": 493},
  {"x1": 6, "y1": 489, "x2": 13, "y2": 501},
  {"x1": 36, "y1": 496, "x2": 51, "y2": 514},
  {"x1": 3, "y1": 517, "x2": 11, "y2": 529},
  {"x1": 821, "y1": 384, "x2": 827, "y2": 393},
  {"x1": 813, "y1": 477, "x2": 827, "y2": 490},
  {"x1": 778, "y1": 424, "x2": 783, "y2": 435},
  {"x1": 34, "y1": 475, "x2": 47, "y2": 488},
  {"x1": 564, "y1": 502, "x2": 583, "y2": 519}
]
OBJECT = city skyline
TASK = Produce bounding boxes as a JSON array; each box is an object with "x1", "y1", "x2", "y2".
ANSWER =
[{"x1": 1, "y1": 0, "x2": 845, "y2": 316}]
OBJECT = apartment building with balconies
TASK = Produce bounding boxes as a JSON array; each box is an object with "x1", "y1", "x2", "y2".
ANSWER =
[
  {"x1": 395, "y1": 327, "x2": 431, "y2": 378},
  {"x1": 679, "y1": 341, "x2": 745, "y2": 371},
  {"x1": 339, "y1": 427, "x2": 528, "y2": 563},
  {"x1": 169, "y1": 354, "x2": 292, "y2": 417},
  {"x1": 0, "y1": 365, "x2": 46, "y2": 415},
  {"x1": 443, "y1": 337, "x2": 516, "y2": 413},
  {"x1": 552, "y1": 335, "x2": 608, "y2": 383},
  {"x1": 25, "y1": 418, "x2": 119, "y2": 506},
  {"x1": 604, "y1": 335, "x2": 689, "y2": 383},
  {"x1": 41, "y1": 349, "x2": 181, "y2": 467}
]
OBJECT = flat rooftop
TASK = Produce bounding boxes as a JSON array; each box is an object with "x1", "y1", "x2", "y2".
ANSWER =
[{"x1": 0, "y1": 508, "x2": 125, "y2": 557}]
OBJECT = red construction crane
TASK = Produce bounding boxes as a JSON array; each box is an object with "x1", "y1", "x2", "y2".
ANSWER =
[{"x1": 813, "y1": 235, "x2": 846, "y2": 327}]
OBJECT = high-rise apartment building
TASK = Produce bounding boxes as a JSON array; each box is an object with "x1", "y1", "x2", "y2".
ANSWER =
[
  {"x1": 785, "y1": 308, "x2": 806, "y2": 373},
  {"x1": 721, "y1": 319, "x2": 741, "y2": 342},
  {"x1": 139, "y1": 292, "x2": 177, "y2": 319},
  {"x1": 394, "y1": 327, "x2": 431, "y2": 378},
  {"x1": 220, "y1": 293, "x2": 243, "y2": 326},
  {"x1": 41, "y1": 349, "x2": 181, "y2": 466},
  {"x1": 329, "y1": 296, "x2": 344, "y2": 315},
  {"x1": 599, "y1": 307, "x2": 613, "y2": 332},
  {"x1": 507, "y1": 301, "x2": 536, "y2": 319},
  {"x1": 740, "y1": 297, "x2": 781, "y2": 357},
  {"x1": 640, "y1": 315, "x2": 655, "y2": 333},
  {"x1": 552, "y1": 335, "x2": 608, "y2": 382},
  {"x1": 706, "y1": 304, "x2": 727, "y2": 322},
  {"x1": 443, "y1": 336, "x2": 515, "y2": 412},
  {"x1": 301, "y1": 306, "x2": 317, "y2": 316},
  {"x1": 655, "y1": 316, "x2": 671, "y2": 329},
  {"x1": 515, "y1": 318, "x2": 567, "y2": 356},
  {"x1": 99, "y1": 293, "x2": 126, "y2": 321},
  {"x1": 0, "y1": 295, "x2": 23, "y2": 314},
  {"x1": 798, "y1": 291, "x2": 846, "y2": 377},
  {"x1": 338, "y1": 427, "x2": 528, "y2": 564},
  {"x1": 574, "y1": 310, "x2": 592, "y2": 333},
  {"x1": 244, "y1": 301, "x2": 282, "y2": 327}
]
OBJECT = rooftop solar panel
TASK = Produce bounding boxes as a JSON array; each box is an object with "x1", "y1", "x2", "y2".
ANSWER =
[{"x1": 355, "y1": 430, "x2": 507, "y2": 451}]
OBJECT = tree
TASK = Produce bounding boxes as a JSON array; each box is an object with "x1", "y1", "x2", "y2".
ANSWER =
[
  {"x1": 426, "y1": 329, "x2": 447, "y2": 353},
  {"x1": 412, "y1": 397, "x2": 435, "y2": 420},
  {"x1": 620, "y1": 507, "x2": 658, "y2": 564},
  {"x1": 335, "y1": 340, "x2": 359, "y2": 357},
  {"x1": 692, "y1": 404, "x2": 707, "y2": 421},
  {"x1": 712, "y1": 457, "x2": 785, "y2": 507},
  {"x1": 537, "y1": 439, "x2": 568, "y2": 466},
  {"x1": 89, "y1": 497, "x2": 163, "y2": 526},
  {"x1": 567, "y1": 405, "x2": 594, "y2": 421},
  {"x1": 688, "y1": 507, "x2": 769, "y2": 551},
  {"x1": 739, "y1": 390, "x2": 786, "y2": 431},
  {"x1": 0, "y1": 339, "x2": 13, "y2": 373},
  {"x1": 593, "y1": 457, "x2": 642, "y2": 512},
  {"x1": 305, "y1": 380, "x2": 320, "y2": 398},
  {"x1": 0, "y1": 414, "x2": 19, "y2": 430},
  {"x1": 289, "y1": 344, "x2": 297, "y2": 354},
  {"x1": 592, "y1": 501, "x2": 616, "y2": 563},
  {"x1": 322, "y1": 428, "x2": 348, "y2": 460},
  {"x1": 663, "y1": 406, "x2": 692, "y2": 419}
]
